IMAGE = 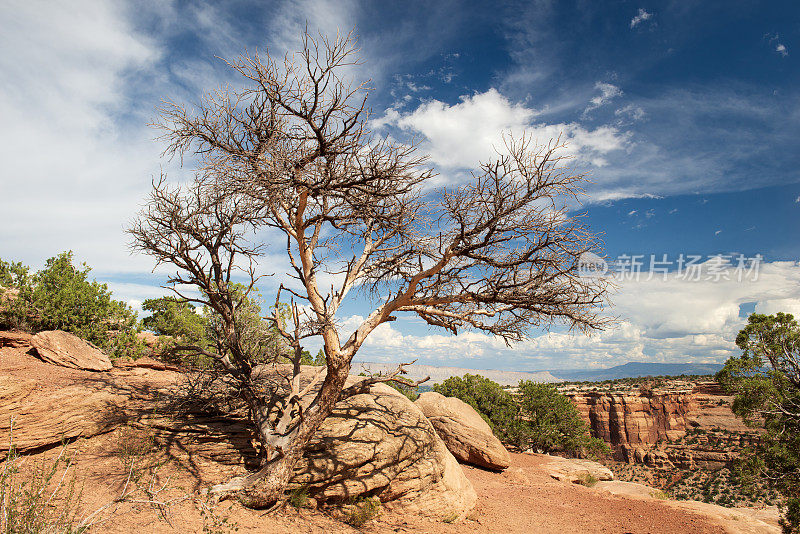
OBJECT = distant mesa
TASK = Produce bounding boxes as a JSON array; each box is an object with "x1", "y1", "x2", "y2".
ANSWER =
[
  {"x1": 353, "y1": 361, "x2": 725, "y2": 386},
  {"x1": 353, "y1": 361, "x2": 562, "y2": 386},
  {"x1": 549, "y1": 362, "x2": 725, "y2": 382}
]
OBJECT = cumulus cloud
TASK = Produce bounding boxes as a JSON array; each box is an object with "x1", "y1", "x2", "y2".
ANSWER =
[
  {"x1": 373, "y1": 89, "x2": 629, "y2": 177},
  {"x1": 332, "y1": 259, "x2": 800, "y2": 370},
  {"x1": 630, "y1": 8, "x2": 653, "y2": 29}
]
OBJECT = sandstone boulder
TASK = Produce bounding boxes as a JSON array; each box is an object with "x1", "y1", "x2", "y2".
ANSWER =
[
  {"x1": 541, "y1": 454, "x2": 614, "y2": 484},
  {"x1": 31, "y1": 330, "x2": 112, "y2": 371},
  {"x1": 292, "y1": 383, "x2": 477, "y2": 519},
  {"x1": 415, "y1": 391, "x2": 510, "y2": 471}
]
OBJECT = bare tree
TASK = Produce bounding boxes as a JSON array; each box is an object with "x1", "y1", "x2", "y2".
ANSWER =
[{"x1": 129, "y1": 30, "x2": 610, "y2": 507}]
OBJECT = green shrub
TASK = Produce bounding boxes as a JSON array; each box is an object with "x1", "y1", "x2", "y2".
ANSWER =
[
  {"x1": 287, "y1": 486, "x2": 309, "y2": 508},
  {"x1": 0, "y1": 252, "x2": 142, "y2": 359},
  {"x1": 436, "y1": 375, "x2": 609, "y2": 458},
  {"x1": 0, "y1": 258, "x2": 29, "y2": 291},
  {"x1": 142, "y1": 297, "x2": 208, "y2": 346},
  {"x1": 517, "y1": 381, "x2": 610, "y2": 458},
  {"x1": 343, "y1": 497, "x2": 380, "y2": 527},
  {"x1": 142, "y1": 286, "x2": 286, "y2": 368}
]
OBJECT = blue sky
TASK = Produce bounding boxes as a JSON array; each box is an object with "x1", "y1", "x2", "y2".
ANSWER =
[{"x1": 1, "y1": 1, "x2": 799, "y2": 370}]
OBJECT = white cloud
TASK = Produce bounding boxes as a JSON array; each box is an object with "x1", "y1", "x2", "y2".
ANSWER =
[
  {"x1": 267, "y1": 0, "x2": 358, "y2": 56},
  {"x1": 333, "y1": 260, "x2": 800, "y2": 370},
  {"x1": 630, "y1": 8, "x2": 653, "y2": 29},
  {"x1": 584, "y1": 82, "x2": 623, "y2": 115},
  {"x1": 755, "y1": 298, "x2": 800, "y2": 317},
  {"x1": 615, "y1": 104, "x2": 647, "y2": 122},
  {"x1": 0, "y1": 1, "x2": 163, "y2": 275},
  {"x1": 373, "y1": 89, "x2": 629, "y2": 176},
  {"x1": 765, "y1": 33, "x2": 789, "y2": 58}
]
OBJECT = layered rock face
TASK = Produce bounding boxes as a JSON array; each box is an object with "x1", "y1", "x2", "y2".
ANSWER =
[
  {"x1": 568, "y1": 391, "x2": 694, "y2": 461},
  {"x1": 566, "y1": 384, "x2": 756, "y2": 469}
]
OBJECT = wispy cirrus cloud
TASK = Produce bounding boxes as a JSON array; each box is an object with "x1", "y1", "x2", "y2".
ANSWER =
[
  {"x1": 584, "y1": 82, "x2": 623, "y2": 116},
  {"x1": 630, "y1": 8, "x2": 653, "y2": 29}
]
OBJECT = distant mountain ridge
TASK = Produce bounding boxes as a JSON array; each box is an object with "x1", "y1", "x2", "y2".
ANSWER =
[
  {"x1": 352, "y1": 361, "x2": 725, "y2": 386},
  {"x1": 352, "y1": 361, "x2": 563, "y2": 386},
  {"x1": 548, "y1": 362, "x2": 725, "y2": 382}
]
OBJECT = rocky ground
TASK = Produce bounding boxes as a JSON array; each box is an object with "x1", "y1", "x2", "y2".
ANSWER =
[{"x1": 0, "y1": 331, "x2": 781, "y2": 533}]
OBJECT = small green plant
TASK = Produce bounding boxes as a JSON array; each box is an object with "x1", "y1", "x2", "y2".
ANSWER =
[
  {"x1": 343, "y1": 496, "x2": 381, "y2": 527},
  {"x1": 114, "y1": 425, "x2": 156, "y2": 471},
  {"x1": 287, "y1": 485, "x2": 309, "y2": 508},
  {"x1": 0, "y1": 440, "x2": 87, "y2": 534},
  {"x1": 443, "y1": 512, "x2": 460, "y2": 523},
  {"x1": 198, "y1": 498, "x2": 240, "y2": 534},
  {"x1": 576, "y1": 473, "x2": 599, "y2": 487},
  {"x1": 650, "y1": 490, "x2": 669, "y2": 500}
]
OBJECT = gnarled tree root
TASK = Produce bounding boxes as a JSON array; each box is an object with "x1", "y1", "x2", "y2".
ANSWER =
[{"x1": 208, "y1": 459, "x2": 294, "y2": 509}]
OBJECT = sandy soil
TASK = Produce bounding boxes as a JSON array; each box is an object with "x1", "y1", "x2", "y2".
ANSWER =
[{"x1": 38, "y1": 446, "x2": 734, "y2": 534}]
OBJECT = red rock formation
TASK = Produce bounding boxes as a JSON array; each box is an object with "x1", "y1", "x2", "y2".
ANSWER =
[
  {"x1": 567, "y1": 391, "x2": 695, "y2": 461},
  {"x1": 566, "y1": 383, "x2": 758, "y2": 468}
]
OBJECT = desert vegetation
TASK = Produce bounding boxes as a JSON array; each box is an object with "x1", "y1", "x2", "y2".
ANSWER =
[
  {"x1": 717, "y1": 312, "x2": 800, "y2": 533},
  {"x1": 609, "y1": 425, "x2": 779, "y2": 509},
  {"x1": 558, "y1": 374, "x2": 715, "y2": 394},
  {"x1": 0, "y1": 439, "x2": 86, "y2": 534},
  {"x1": 435, "y1": 374, "x2": 608, "y2": 458},
  {"x1": 0, "y1": 252, "x2": 145, "y2": 360}
]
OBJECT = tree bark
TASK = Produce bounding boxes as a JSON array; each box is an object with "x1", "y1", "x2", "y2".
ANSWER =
[{"x1": 211, "y1": 357, "x2": 352, "y2": 507}]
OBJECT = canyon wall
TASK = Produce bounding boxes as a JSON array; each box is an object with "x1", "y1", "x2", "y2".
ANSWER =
[
  {"x1": 565, "y1": 383, "x2": 755, "y2": 468},
  {"x1": 567, "y1": 390, "x2": 693, "y2": 461}
]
